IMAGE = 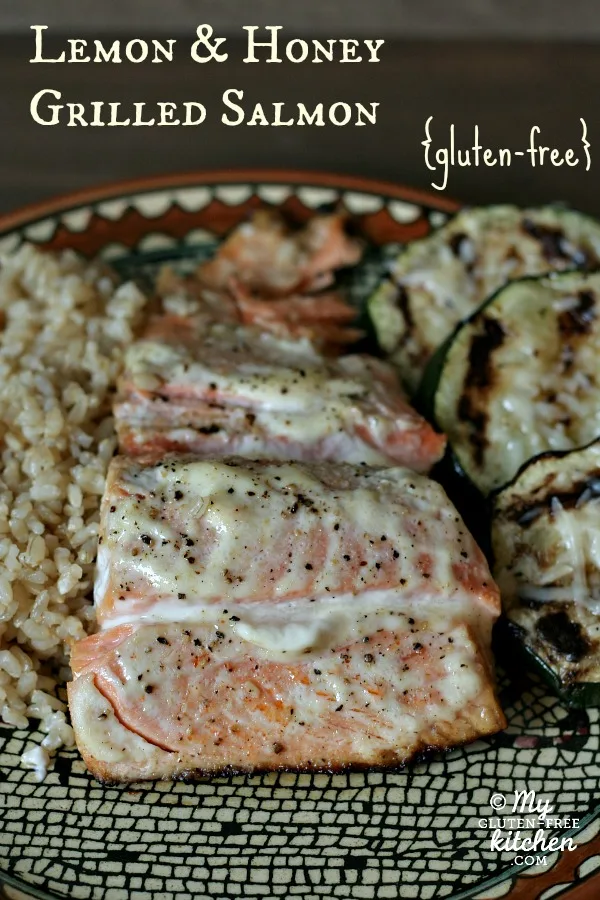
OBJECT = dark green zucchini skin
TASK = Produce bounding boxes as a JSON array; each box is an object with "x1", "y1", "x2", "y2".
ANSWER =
[
  {"x1": 413, "y1": 326, "x2": 455, "y2": 423},
  {"x1": 415, "y1": 324, "x2": 492, "y2": 554},
  {"x1": 494, "y1": 619, "x2": 600, "y2": 709}
]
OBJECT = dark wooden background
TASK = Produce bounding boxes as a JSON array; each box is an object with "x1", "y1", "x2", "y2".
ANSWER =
[
  {"x1": 1, "y1": 36, "x2": 599, "y2": 215},
  {"x1": 4, "y1": 2, "x2": 600, "y2": 39}
]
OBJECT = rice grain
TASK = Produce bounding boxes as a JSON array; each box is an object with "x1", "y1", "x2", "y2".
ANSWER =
[{"x1": 0, "y1": 244, "x2": 147, "y2": 775}]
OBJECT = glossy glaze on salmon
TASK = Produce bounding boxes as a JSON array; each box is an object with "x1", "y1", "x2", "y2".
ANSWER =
[
  {"x1": 69, "y1": 456, "x2": 505, "y2": 781},
  {"x1": 94, "y1": 456, "x2": 498, "y2": 629},
  {"x1": 69, "y1": 616, "x2": 505, "y2": 782},
  {"x1": 115, "y1": 318, "x2": 446, "y2": 469}
]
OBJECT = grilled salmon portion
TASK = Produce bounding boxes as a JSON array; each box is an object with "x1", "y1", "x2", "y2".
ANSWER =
[
  {"x1": 94, "y1": 456, "x2": 498, "y2": 630},
  {"x1": 68, "y1": 614, "x2": 505, "y2": 782},
  {"x1": 70, "y1": 456, "x2": 505, "y2": 782},
  {"x1": 229, "y1": 283, "x2": 364, "y2": 348},
  {"x1": 114, "y1": 317, "x2": 446, "y2": 469}
]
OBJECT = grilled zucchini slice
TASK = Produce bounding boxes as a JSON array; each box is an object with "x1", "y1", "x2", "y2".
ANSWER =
[
  {"x1": 492, "y1": 441, "x2": 600, "y2": 706},
  {"x1": 368, "y1": 205, "x2": 600, "y2": 393},
  {"x1": 428, "y1": 270, "x2": 600, "y2": 495}
]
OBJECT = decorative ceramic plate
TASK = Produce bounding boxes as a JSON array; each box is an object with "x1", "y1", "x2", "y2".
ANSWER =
[{"x1": 0, "y1": 171, "x2": 599, "y2": 900}]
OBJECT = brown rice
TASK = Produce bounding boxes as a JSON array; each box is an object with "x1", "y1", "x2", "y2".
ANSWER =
[{"x1": 0, "y1": 244, "x2": 147, "y2": 776}]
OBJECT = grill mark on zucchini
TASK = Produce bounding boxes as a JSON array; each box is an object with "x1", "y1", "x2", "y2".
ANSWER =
[
  {"x1": 448, "y1": 232, "x2": 475, "y2": 271},
  {"x1": 558, "y1": 290, "x2": 597, "y2": 374},
  {"x1": 521, "y1": 220, "x2": 598, "y2": 270},
  {"x1": 558, "y1": 290, "x2": 597, "y2": 337},
  {"x1": 493, "y1": 441, "x2": 600, "y2": 703},
  {"x1": 522, "y1": 217, "x2": 599, "y2": 271},
  {"x1": 449, "y1": 232, "x2": 467, "y2": 256},
  {"x1": 511, "y1": 474, "x2": 600, "y2": 527},
  {"x1": 456, "y1": 405, "x2": 488, "y2": 468},
  {"x1": 457, "y1": 317, "x2": 506, "y2": 466},
  {"x1": 370, "y1": 206, "x2": 600, "y2": 395},
  {"x1": 393, "y1": 284, "x2": 413, "y2": 351},
  {"x1": 536, "y1": 610, "x2": 589, "y2": 662},
  {"x1": 521, "y1": 218, "x2": 572, "y2": 264}
]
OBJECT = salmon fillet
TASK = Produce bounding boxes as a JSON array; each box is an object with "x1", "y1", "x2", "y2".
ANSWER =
[
  {"x1": 94, "y1": 456, "x2": 498, "y2": 629},
  {"x1": 114, "y1": 318, "x2": 446, "y2": 469},
  {"x1": 69, "y1": 618, "x2": 505, "y2": 782},
  {"x1": 69, "y1": 456, "x2": 505, "y2": 781}
]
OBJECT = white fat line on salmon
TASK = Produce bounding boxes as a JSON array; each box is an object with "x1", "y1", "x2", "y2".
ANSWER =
[{"x1": 101, "y1": 588, "x2": 488, "y2": 659}]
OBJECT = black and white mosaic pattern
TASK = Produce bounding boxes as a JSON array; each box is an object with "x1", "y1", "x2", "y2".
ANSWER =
[{"x1": 2, "y1": 671, "x2": 599, "y2": 900}]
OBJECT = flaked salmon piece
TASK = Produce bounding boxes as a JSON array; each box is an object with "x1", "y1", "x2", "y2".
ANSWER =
[
  {"x1": 156, "y1": 208, "x2": 364, "y2": 352},
  {"x1": 196, "y1": 209, "x2": 363, "y2": 297},
  {"x1": 230, "y1": 282, "x2": 363, "y2": 350},
  {"x1": 94, "y1": 456, "x2": 498, "y2": 629},
  {"x1": 68, "y1": 614, "x2": 505, "y2": 782},
  {"x1": 115, "y1": 318, "x2": 446, "y2": 469},
  {"x1": 157, "y1": 265, "x2": 362, "y2": 353}
]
